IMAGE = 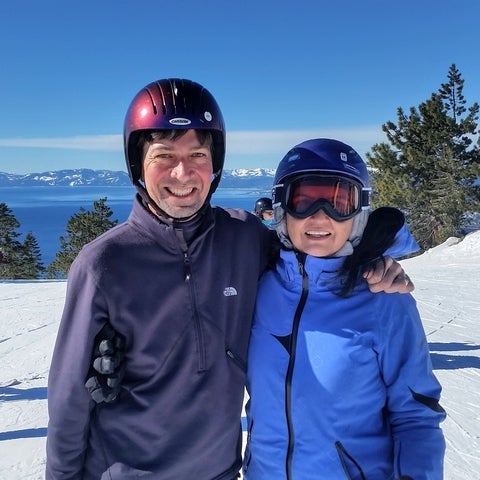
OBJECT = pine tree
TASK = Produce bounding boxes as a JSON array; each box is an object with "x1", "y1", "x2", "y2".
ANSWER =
[
  {"x1": 0, "y1": 203, "x2": 44, "y2": 279},
  {"x1": 367, "y1": 64, "x2": 480, "y2": 249},
  {"x1": 0, "y1": 202, "x2": 22, "y2": 279},
  {"x1": 47, "y1": 197, "x2": 118, "y2": 278},
  {"x1": 18, "y1": 233, "x2": 45, "y2": 279}
]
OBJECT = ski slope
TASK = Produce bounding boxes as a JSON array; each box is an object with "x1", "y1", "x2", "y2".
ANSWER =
[{"x1": 1, "y1": 231, "x2": 479, "y2": 479}]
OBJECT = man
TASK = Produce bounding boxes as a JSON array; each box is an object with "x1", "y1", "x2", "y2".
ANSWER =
[
  {"x1": 46, "y1": 78, "x2": 412, "y2": 479},
  {"x1": 253, "y1": 197, "x2": 274, "y2": 227}
]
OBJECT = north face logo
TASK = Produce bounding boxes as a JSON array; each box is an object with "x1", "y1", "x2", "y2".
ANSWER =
[{"x1": 223, "y1": 287, "x2": 238, "y2": 297}]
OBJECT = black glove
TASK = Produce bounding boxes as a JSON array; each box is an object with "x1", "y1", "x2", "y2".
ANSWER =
[
  {"x1": 360, "y1": 206, "x2": 406, "y2": 265},
  {"x1": 338, "y1": 207, "x2": 406, "y2": 296},
  {"x1": 85, "y1": 322, "x2": 126, "y2": 403}
]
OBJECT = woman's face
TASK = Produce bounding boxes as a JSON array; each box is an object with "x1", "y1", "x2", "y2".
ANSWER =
[{"x1": 286, "y1": 209, "x2": 354, "y2": 257}]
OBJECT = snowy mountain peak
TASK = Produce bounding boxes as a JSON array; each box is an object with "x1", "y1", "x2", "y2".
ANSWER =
[{"x1": 0, "y1": 168, "x2": 276, "y2": 188}]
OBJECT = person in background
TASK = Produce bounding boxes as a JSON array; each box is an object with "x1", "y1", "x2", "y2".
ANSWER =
[
  {"x1": 243, "y1": 138, "x2": 446, "y2": 480},
  {"x1": 46, "y1": 78, "x2": 415, "y2": 480},
  {"x1": 254, "y1": 197, "x2": 275, "y2": 228}
]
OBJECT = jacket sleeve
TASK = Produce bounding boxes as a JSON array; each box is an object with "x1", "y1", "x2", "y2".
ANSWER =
[
  {"x1": 383, "y1": 222, "x2": 421, "y2": 259},
  {"x1": 46, "y1": 253, "x2": 108, "y2": 479},
  {"x1": 377, "y1": 293, "x2": 446, "y2": 480}
]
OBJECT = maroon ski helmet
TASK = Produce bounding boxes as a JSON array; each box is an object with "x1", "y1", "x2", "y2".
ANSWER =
[{"x1": 124, "y1": 78, "x2": 226, "y2": 195}]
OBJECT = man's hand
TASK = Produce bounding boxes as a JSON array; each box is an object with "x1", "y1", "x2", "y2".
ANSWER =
[
  {"x1": 85, "y1": 323, "x2": 126, "y2": 403},
  {"x1": 363, "y1": 255, "x2": 414, "y2": 294}
]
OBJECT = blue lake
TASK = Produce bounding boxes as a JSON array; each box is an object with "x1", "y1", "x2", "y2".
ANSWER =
[{"x1": 1, "y1": 186, "x2": 269, "y2": 267}]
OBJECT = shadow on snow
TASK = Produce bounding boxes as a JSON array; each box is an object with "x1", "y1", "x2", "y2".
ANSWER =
[
  {"x1": 429, "y1": 342, "x2": 480, "y2": 370},
  {"x1": 0, "y1": 386, "x2": 47, "y2": 401},
  {"x1": 0, "y1": 427, "x2": 47, "y2": 441}
]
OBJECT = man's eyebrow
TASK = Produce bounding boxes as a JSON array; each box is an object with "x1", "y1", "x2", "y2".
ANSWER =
[{"x1": 148, "y1": 143, "x2": 210, "y2": 151}]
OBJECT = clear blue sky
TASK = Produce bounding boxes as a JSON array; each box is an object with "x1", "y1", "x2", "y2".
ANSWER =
[{"x1": 1, "y1": 0, "x2": 479, "y2": 174}]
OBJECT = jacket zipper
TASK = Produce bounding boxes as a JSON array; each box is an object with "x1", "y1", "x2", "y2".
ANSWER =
[
  {"x1": 183, "y1": 250, "x2": 207, "y2": 372},
  {"x1": 285, "y1": 252, "x2": 309, "y2": 480},
  {"x1": 226, "y1": 348, "x2": 246, "y2": 372}
]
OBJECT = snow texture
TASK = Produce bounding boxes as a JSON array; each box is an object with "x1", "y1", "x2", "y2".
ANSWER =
[{"x1": 1, "y1": 231, "x2": 479, "y2": 479}]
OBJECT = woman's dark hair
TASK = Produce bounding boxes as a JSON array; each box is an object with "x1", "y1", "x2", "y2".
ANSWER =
[{"x1": 338, "y1": 207, "x2": 406, "y2": 297}]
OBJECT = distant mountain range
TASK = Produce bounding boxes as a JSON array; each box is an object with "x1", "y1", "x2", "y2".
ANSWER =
[{"x1": 0, "y1": 168, "x2": 276, "y2": 189}]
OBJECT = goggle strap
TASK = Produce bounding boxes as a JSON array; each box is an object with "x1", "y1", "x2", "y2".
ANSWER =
[{"x1": 361, "y1": 188, "x2": 372, "y2": 207}]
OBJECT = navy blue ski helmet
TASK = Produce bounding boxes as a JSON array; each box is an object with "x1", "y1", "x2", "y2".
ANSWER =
[
  {"x1": 272, "y1": 138, "x2": 371, "y2": 216},
  {"x1": 124, "y1": 78, "x2": 226, "y2": 196},
  {"x1": 274, "y1": 138, "x2": 370, "y2": 190}
]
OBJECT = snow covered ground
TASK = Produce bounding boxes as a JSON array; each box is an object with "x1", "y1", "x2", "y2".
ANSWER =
[{"x1": 1, "y1": 231, "x2": 479, "y2": 479}]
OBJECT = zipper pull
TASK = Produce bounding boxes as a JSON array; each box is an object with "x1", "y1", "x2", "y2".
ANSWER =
[
  {"x1": 183, "y1": 251, "x2": 191, "y2": 281},
  {"x1": 295, "y1": 251, "x2": 307, "y2": 277}
]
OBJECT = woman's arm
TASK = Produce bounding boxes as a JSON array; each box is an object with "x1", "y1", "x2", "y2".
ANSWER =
[{"x1": 379, "y1": 294, "x2": 446, "y2": 479}]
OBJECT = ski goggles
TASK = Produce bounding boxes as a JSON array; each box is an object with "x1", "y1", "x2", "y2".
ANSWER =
[{"x1": 278, "y1": 174, "x2": 371, "y2": 221}]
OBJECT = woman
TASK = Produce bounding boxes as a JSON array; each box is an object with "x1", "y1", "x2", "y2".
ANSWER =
[{"x1": 243, "y1": 138, "x2": 446, "y2": 480}]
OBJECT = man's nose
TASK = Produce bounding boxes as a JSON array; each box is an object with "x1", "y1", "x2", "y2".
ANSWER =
[{"x1": 171, "y1": 160, "x2": 191, "y2": 179}]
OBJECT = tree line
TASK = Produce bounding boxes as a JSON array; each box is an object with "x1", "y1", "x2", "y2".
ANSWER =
[
  {"x1": 0, "y1": 198, "x2": 117, "y2": 280},
  {"x1": 1, "y1": 64, "x2": 479, "y2": 280}
]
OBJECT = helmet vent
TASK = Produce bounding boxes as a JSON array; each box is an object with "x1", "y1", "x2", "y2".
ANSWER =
[
  {"x1": 124, "y1": 78, "x2": 226, "y2": 198},
  {"x1": 145, "y1": 89, "x2": 158, "y2": 115}
]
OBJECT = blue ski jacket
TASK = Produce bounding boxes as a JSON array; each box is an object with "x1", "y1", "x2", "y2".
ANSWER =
[
  {"x1": 46, "y1": 196, "x2": 271, "y2": 480},
  {"x1": 244, "y1": 228, "x2": 446, "y2": 480}
]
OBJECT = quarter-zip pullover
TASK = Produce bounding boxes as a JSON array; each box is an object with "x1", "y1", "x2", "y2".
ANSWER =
[{"x1": 46, "y1": 195, "x2": 271, "y2": 479}]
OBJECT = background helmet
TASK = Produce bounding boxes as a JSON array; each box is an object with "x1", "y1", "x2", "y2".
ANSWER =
[
  {"x1": 272, "y1": 138, "x2": 371, "y2": 252},
  {"x1": 124, "y1": 78, "x2": 226, "y2": 197},
  {"x1": 254, "y1": 197, "x2": 273, "y2": 215}
]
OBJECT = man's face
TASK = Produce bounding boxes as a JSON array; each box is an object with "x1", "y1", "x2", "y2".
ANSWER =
[
  {"x1": 261, "y1": 210, "x2": 274, "y2": 221},
  {"x1": 142, "y1": 130, "x2": 213, "y2": 219}
]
